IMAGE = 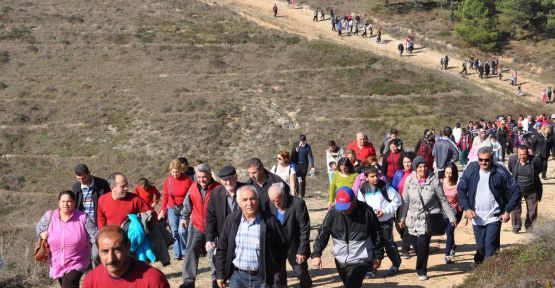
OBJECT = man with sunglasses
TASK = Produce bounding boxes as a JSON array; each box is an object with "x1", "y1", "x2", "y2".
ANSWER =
[{"x1": 457, "y1": 146, "x2": 520, "y2": 266}]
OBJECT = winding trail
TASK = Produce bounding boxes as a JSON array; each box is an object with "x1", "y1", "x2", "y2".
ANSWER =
[{"x1": 201, "y1": 0, "x2": 549, "y2": 102}]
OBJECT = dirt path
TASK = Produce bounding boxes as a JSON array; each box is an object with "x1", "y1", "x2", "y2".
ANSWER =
[{"x1": 200, "y1": 0, "x2": 550, "y2": 102}]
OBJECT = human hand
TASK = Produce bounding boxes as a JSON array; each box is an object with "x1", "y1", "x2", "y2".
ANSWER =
[
  {"x1": 217, "y1": 279, "x2": 227, "y2": 288},
  {"x1": 398, "y1": 220, "x2": 405, "y2": 229},
  {"x1": 501, "y1": 212, "x2": 510, "y2": 223},
  {"x1": 372, "y1": 259, "x2": 382, "y2": 271},
  {"x1": 206, "y1": 241, "x2": 216, "y2": 252},
  {"x1": 465, "y1": 209, "x2": 476, "y2": 219},
  {"x1": 312, "y1": 257, "x2": 322, "y2": 269},
  {"x1": 157, "y1": 210, "x2": 165, "y2": 220},
  {"x1": 180, "y1": 219, "x2": 188, "y2": 228},
  {"x1": 451, "y1": 221, "x2": 457, "y2": 229},
  {"x1": 39, "y1": 231, "x2": 48, "y2": 239},
  {"x1": 296, "y1": 254, "x2": 307, "y2": 264},
  {"x1": 464, "y1": 217, "x2": 469, "y2": 226},
  {"x1": 376, "y1": 210, "x2": 385, "y2": 218},
  {"x1": 327, "y1": 203, "x2": 334, "y2": 210}
]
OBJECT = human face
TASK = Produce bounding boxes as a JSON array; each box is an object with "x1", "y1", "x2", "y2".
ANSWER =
[
  {"x1": 276, "y1": 155, "x2": 285, "y2": 164},
  {"x1": 220, "y1": 175, "x2": 238, "y2": 193},
  {"x1": 268, "y1": 187, "x2": 284, "y2": 210},
  {"x1": 98, "y1": 232, "x2": 130, "y2": 277},
  {"x1": 76, "y1": 173, "x2": 92, "y2": 186},
  {"x1": 390, "y1": 133, "x2": 397, "y2": 140},
  {"x1": 517, "y1": 149, "x2": 528, "y2": 164},
  {"x1": 444, "y1": 167, "x2": 453, "y2": 182},
  {"x1": 111, "y1": 175, "x2": 129, "y2": 200},
  {"x1": 248, "y1": 166, "x2": 264, "y2": 183},
  {"x1": 416, "y1": 163, "x2": 428, "y2": 179},
  {"x1": 196, "y1": 171, "x2": 211, "y2": 189},
  {"x1": 389, "y1": 143, "x2": 399, "y2": 153},
  {"x1": 356, "y1": 133, "x2": 367, "y2": 146},
  {"x1": 58, "y1": 194, "x2": 76, "y2": 215},
  {"x1": 170, "y1": 168, "x2": 182, "y2": 179},
  {"x1": 339, "y1": 164, "x2": 348, "y2": 174},
  {"x1": 366, "y1": 173, "x2": 379, "y2": 186},
  {"x1": 347, "y1": 153, "x2": 356, "y2": 163},
  {"x1": 238, "y1": 189, "x2": 258, "y2": 218},
  {"x1": 402, "y1": 157, "x2": 412, "y2": 171},
  {"x1": 478, "y1": 153, "x2": 492, "y2": 171}
]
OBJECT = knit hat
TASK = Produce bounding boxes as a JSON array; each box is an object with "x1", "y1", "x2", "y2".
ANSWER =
[
  {"x1": 217, "y1": 165, "x2": 236, "y2": 178},
  {"x1": 335, "y1": 186, "x2": 355, "y2": 211},
  {"x1": 412, "y1": 156, "x2": 427, "y2": 171}
]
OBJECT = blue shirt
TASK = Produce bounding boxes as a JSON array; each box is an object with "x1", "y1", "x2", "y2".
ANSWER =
[
  {"x1": 233, "y1": 213, "x2": 261, "y2": 271},
  {"x1": 80, "y1": 178, "x2": 96, "y2": 224},
  {"x1": 277, "y1": 210, "x2": 284, "y2": 224}
]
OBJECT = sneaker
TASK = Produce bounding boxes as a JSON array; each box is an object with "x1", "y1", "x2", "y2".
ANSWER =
[
  {"x1": 387, "y1": 266, "x2": 399, "y2": 276},
  {"x1": 418, "y1": 275, "x2": 428, "y2": 281},
  {"x1": 366, "y1": 271, "x2": 376, "y2": 278},
  {"x1": 512, "y1": 229, "x2": 520, "y2": 234},
  {"x1": 445, "y1": 256, "x2": 454, "y2": 264},
  {"x1": 402, "y1": 252, "x2": 411, "y2": 259},
  {"x1": 450, "y1": 245, "x2": 457, "y2": 257}
]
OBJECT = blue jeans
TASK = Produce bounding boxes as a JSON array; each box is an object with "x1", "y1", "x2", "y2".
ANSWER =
[
  {"x1": 167, "y1": 207, "x2": 187, "y2": 259},
  {"x1": 229, "y1": 270, "x2": 266, "y2": 288},
  {"x1": 444, "y1": 211, "x2": 463, "y2": 256},
  {"x1": 472, "y1": 221, "x2": 501, "y2": 264}
]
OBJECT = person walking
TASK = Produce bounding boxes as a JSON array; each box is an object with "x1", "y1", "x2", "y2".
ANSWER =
[
  {"x1": 328, "y1": 158, "x2": 358, "y2": 209},
  {"x1": 346, "y1": 132, "x2": 377, "y2": 162},
  {"x1": 160, "y1": 159, "x2": 193, "y2": 261},
  {"x1": 312, "y1": 186, "x2": 384, "y2": 288},
  {"x1": 443, "y1": 55, "x2": 449, "y2": 70},
  {"x1": 376, "y1": 29, "x2": 382, "y2": 43},
  {"x1": 398, "y1": 43, "x2": 404, "y2": 57},
  {"x1": 273, "y1": 4, "x2": 278, "y2": 17},
  {"x1": 290, "y1": 134, "x2": 315, "y2": 198},
  {"x1": 457, "y1": 146, "x2": 520, "y2": 266},
  {"x1": 268, "y1": 183, "x2": 313, "y2": 287},
  {"x1": 246, "y1": 157, "x2": 289, "y2": 210},
  {"x1": 508, "y1": 145, "x2": 542, "y2": 233},
  {"x1": 271, "y1": 150, "x2": 297, "y2": 195},
  {"x1": 442, "y1": 163, "x2": 463, "y2": 264},
  {"x1": 432, "y1": 127, "x2": 460, "y2": 179},
  {"x1": 398, "y1": 156, "x2": 457, "y2": 280},
  {"x1": 71, "y1": 164, "x2": 110, "y2": 228},
  {"x1": 461, "y1": 61, "x2": 468, "y2": 75},
  {"x1": 134, "y1": 178, "x2": 161, "y2": 209},
  {"x1": 180, "y1": 164, "x2": 221, "y2": 288},
  {"x1": 36, "y1": 190, "x2": 96, "y2": 288},
  {"x1": 357, "y1": 167, "x2": 402, "y2": 276},
  {"x1": 458, "y1": 128, "x2": 472, "y2": 167},
  {"x1": 392, "y1": 152, "x2": 415, "y2": 259},
  {"x1": 337, "y1": 18, "x2": 342, "y2": 36},
  {"x1": 215, "y1": 185, "x2": 287, "y2": 288},
  {"x1": 529, "y1": 124, "x2": 553, "y2": 180},
  {"x1": 313, "y1": 8, "x2": 318, "y2": 21}
]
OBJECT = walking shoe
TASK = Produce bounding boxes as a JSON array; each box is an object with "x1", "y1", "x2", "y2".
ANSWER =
[
  {"x1": 445, "y1": 256, "x2": 454, "y2": 264},
  {"x1": 387, "y1": 266, "x2": 399, "y2": 276},
  {"x1": 402, "y1": 252, "x2": 411, "y2": 259},
  {"x1": 418, "y1": 274, "x2": 428, "y2": 281},
  {"x1": 450, "y1": 245, "x2": 457, "y2": 257},
  {"x1": 512, "y1": 229, "x2": 520, "y2": 234},
  {"x1": 366, "y1": 271, "x2": 376, "y2": 278}
]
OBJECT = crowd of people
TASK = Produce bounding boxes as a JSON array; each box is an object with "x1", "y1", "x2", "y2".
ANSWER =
[{"x1": 34, "y1": 110, "x2": 552, "y2": 287}]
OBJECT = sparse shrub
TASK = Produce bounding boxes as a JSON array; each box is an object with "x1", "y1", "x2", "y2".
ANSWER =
[
  {"x1": 0, "y1": 50, "x2": 9, "y2": 64},
  {"x1": 0, "y1": 81, "x2": 7, "y2": 89}
]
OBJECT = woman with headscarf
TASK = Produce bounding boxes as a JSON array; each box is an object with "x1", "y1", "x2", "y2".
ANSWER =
[{"x1": 398, "y1": 156, "x2": 457, "y2": 281}]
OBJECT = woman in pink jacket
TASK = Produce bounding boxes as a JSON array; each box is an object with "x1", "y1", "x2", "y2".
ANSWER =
[{"x1": 36, "y1": 190, "x2": 96, "y2": 288}]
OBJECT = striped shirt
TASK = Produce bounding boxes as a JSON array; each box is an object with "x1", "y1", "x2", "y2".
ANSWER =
[
  {"x1": 81, "y1": 179, "x2": 96, "y2": 224},
  {"x1": 233, "y1": 213, "x2": 261, "y2": 271}
]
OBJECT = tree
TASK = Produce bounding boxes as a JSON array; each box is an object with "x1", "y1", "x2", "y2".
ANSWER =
[
  {"x1": 497, "y1": 0, "x2": 544, "y2": 38},
  {"x1": 454, "y1": 0, "x2": 499, "y2": 51}
]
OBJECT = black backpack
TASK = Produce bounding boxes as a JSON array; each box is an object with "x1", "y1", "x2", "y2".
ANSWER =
[{"x1": 360, "y1": 180, "x2": 392, "y2": 202}]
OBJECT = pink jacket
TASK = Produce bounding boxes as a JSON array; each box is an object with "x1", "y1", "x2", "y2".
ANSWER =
[{"x1": 39, "y1": 209, "x2": 95, "y2": 279}]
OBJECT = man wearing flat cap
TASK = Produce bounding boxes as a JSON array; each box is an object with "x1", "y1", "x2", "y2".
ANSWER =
[{"x1": 205, "y1": 165, "x2": 247, "y2": 286}]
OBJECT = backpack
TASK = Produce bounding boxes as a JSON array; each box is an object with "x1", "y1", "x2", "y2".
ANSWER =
[{"x1": 360, "y1": 181, "x2": 392, "y2": 202}]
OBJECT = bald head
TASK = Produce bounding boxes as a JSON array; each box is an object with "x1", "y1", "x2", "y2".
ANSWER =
[
  {"x1": 268, "y1": 182, "x2": 286, "y2": 210},
  {"x1": 356, "y1": 132, "x2": 368, "y2": 146},
  {"x1": 96, "y1": 225, "x2": 131, "y2": 277}
]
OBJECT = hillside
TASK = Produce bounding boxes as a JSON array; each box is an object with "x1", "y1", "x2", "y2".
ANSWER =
[{"x1": 0, "y1": 0, "x2": 549, "y2": 287}]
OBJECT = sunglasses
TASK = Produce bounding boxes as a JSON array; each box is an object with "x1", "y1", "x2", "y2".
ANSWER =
[{"x1": 478, "y1": 158, "x2": 490, "y2": 162}]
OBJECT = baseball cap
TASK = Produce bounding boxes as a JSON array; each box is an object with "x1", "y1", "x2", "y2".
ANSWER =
[{"x1": 335, "y1": 186, "x2": 355, "y2": 211}]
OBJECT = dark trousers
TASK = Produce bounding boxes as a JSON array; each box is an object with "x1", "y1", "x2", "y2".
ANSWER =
[
  {"x1": 334, "y1": 260, "x2": 367, "y2": 288},
  {"x1": 410, "y1": 234, "x2": 432, "y2": 276},
  {"x1": 276, "y1": 250, "x2": 312, "y2": 288},
  {"x1": 395, "y1": 208, "x2": 412, "y2": 254},
  {"x1": 182, "y1": 226, "x2": 215, "y2": 284},
  {"x1": 511, "y1": 194, "x2": 539, "y2": 231},
  {"x1": 230, "y1": 269, "x2": 266, "y2": 288},
  {"x1": 296, "y1": 164, "x2": 308, "y2": 198},
  {"x1": 472, "y1": 221, "x2": 501, "y2": 264},
  {"x1": 540, "y1": 157, "x2": 548, "y2": 178},
  {"x1": 444, "y1": 211, "x2": 463, "y2": 256},
  {"x1": 381, "y1": 219, "x2": 401, "y2": 267},
  {"x1": 57, "y1": 270, "x2": 83, "y2": 288},
  {"x1": 500, "y1": 142, "x2": 507, "y2": 162}
]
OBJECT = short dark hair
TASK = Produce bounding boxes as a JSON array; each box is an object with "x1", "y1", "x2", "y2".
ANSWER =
[
  {"x1": 363, "y1": 166, "x2": 380, "y2": 177},
  {"x1": 246, "y1": 157, "x2": 264, "y2": 171},
  {"x1": 74, "y1": 164, "x2": 90, "y2": 176},
  {"x1": 96, "y1": 225, "x2": 130, "y2": 248},
  {"x1": 328, "y1": 140, "x2": 337, "y2": 147},
  {"x1": 389, "y1": 139, "x2": 400, "y2": 147},
  {"x1": 518, "y1": 144, "x2": 529, "y2": 151},
  {"x1": 58, "y1": 190, "x2": 76, "y2": 201},
  {"x1": 108, "y1": 172, "x2": 125, "y2": 188},
  {"x1": 178, "y1": 157, "x2": 189, "y2": 165},
  {"x1": 390, "y1": 128, "x2": 398, "y2": 135},
  {"x1": 138, "y1": 177, "x2": 150, "y2": 187},
  {"x1": 299, "y1": 134, "x2": 307, "y2": 141},
  {"x1": 443, "y1": 126, "x2": 453, "y2": 137}
]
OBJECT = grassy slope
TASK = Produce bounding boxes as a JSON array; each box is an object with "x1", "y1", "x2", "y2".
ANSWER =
[{"x1": 0, "y1": 0, "x2": 543, "y2": 286}]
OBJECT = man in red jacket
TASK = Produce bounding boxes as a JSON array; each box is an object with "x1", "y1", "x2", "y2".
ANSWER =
[
  {"x1": 180, "y1": 163, "x2": 221, "y2": 288},
  {"x1": 97, "y1": 173, "x2": 152, "y2": 229},
  {"x1": 346, "y1": 132, "x2": 376, "y2": 162}
]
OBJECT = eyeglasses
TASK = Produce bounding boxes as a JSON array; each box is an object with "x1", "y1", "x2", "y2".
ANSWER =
[{"x1": 478, "y1": 158, "x2": 490, "y2": 162}]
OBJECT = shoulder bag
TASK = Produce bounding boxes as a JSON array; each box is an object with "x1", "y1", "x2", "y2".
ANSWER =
[
  {"x1": 417, "y1": 189, "x2": 446, "y2": 236},
  {"x1": 34, "y1": 210, "x2": 53, "y2": 262},
  {"x1": 169, "y1": 177, "x2": 183, "y2": 216}
]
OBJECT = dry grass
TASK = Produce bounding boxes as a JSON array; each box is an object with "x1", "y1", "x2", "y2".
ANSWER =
[{"x1": 0, "y1": 0, "x2": 545, "y2": 286}]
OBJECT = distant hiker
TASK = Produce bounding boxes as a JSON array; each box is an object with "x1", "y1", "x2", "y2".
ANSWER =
[
  {"x1": 397, "y1": 43, "x2": 404, "y2": 57},
  {"x1": 491, "y1": 59, "x2": 497, "y2": 74},
  {"x1": 337, "y1": 18, "x2": 342, "y2": 36},
  {"x1": 478, "y1": 65, "x2": 484, "y2": 78},
  {"x1": 516, "y1": 85, "x2": 523, "y2": 96},
  {"x1": 440, "y1": 57, "x2": 444, "y2": 70},
  {"x1": 461, "y1": 61, "x2": 468, "y2": 75},
  {"x1": 348, "y1": 19, "x2": 353, "y2": 33},
  {"x1": 313, "y1": 8, "x2": 318, "y2": 21},
  {"x1": 513, "y1": 71, "x2": 519, "y2": 85},
  {"x1": 320, "y1": 8, "x2": 325, "y2": 20},
  {"x1": 354, "y1": 23, "x2": 359, "y2": 36},
  {"x1": 443, "y1": 55, "x2": 449, "y2": 70},
  {"x1": 355, "y1": 14, "x2": 361, "y2": 28},
  {"x1": 362, "y1": 24, "x2": 368, "y2": 37},
  {"x1": 290, "y1": 134, "x2": 315, "y2": 198},
  {"x1": 542, "y1": 89, "x2": 547, "y2": 105},
  {"x1": 368, "y1": 23, "x2": 373, "y2": 36},
  {"x1": 331, "y1": 17, "x2": 336, "y2": 31},
  {"x1": 548, "y1": 87, "x2": 553, "y2": 103},
  {"x1": 329, "y1": 8, "x2": 334, "y2": 19},
  {"x1": 510, "y1": 74, "x2": 516, "y2": 85},
  {"x1": 484, "y1": 62, "x2": 490, "y2": 78},
  {"x1": 273, "y1": 4, "x2": 278, "y2": 17},
  {"x1": 376, "y1": 30, "x2": 382, "y2": 43}
]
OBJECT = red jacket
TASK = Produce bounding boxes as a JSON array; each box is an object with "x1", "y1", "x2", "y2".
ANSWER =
[
  {"x1": 134, "y1": 185, "x2": 161, "y2": 207},
  {"x1": 97, "y1": 193, "x2": 152, "y2": 229},
  {"x1": 346, "y1": 140, "x2": 376, "y2": 162},
  {"x1": 161, "y1": 175, "x2": 192, "y2": 212},
  {"x1": 187, "y1": 181, "x2": 221, "y2": 233}
]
